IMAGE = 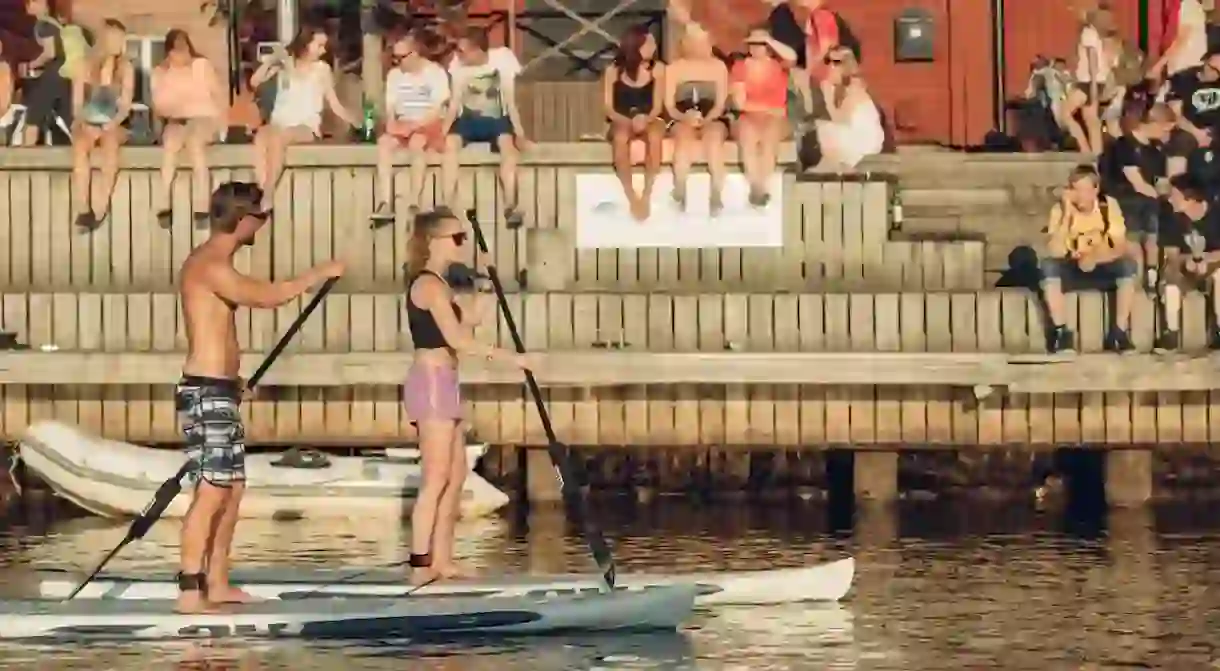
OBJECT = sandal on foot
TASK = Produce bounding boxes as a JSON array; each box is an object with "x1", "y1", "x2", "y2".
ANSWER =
[
  {"x1": 370, "y1": 202, "x2": 395, "y2": 228},
  {"x1": 504, "y1": 207, "x2": 524, "y2": 229}
]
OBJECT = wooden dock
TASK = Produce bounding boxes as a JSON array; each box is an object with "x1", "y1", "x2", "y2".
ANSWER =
[
  {"x1": 0, "y1": 147, "x2": 1199, "y2": 504},
  {"x1": 0, "y1": 145, "x2": 987, "y2": 293}
]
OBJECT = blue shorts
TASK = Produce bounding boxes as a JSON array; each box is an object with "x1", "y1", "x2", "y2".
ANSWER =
[
  {"x1": 175, "y1": 375, "x2": 246, "y2": 487},
  {"x1": 1116, "y1": 195, "x2": 1161, "y2": 236},
  {"x1": 1040, "y1": 256, "x2": 1138, "y2": 284},
  {"x1": 451, "y1": 112, "x2": 513, "y2": 150}
]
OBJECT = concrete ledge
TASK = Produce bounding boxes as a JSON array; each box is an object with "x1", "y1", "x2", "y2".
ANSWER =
[
  {"x1": 0, "y1": 141, "x2": 797, "y2": 170},
  {"x1": 0, "y1": 351, "x2": 1216, "y2": 391}
]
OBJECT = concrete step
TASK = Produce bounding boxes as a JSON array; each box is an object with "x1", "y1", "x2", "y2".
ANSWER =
[
  {"x1": 860, "y1": 154, "x2": 1088, "y2": 189},
  {"x1": 894, "y1": 214, "x2": 1045, "y2": 242},
  {"x1": 900, "y1": 187, "x2": 1057, "y2": 213}
]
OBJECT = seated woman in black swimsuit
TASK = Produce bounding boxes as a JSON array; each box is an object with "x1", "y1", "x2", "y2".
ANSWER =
[{"x1": 603, "y1": 25, "x2": 666, "y2": 221}]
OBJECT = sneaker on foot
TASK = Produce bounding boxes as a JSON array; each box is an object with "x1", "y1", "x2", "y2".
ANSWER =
[
  {"x1": 1153, "y1": 330, "x2": 1180, "y2": 354},
  {"x1": 1209, "y1": 329, "x2": 1220, "y2": 351},
  {"x1": 1048, "y1": 325, "x2": 1076, "y2": 354},
  {"x1": 1104, "y1": 327, "x2": 1136, "y2": 354}
]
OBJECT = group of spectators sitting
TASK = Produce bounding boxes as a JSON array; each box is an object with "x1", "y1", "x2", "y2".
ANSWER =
[
  {"x1": 1036, "y1": 0, "x2": 1220, "y2": 355},
  {"x1": 603, "y1": 0, "x2": 884, "y2": 219},
  {"x1": 0, "y1": 0, "x2": 537, "y2": 232},
  {"x1": 0, "y1": 0, "x2": 884, "y2": 232}
]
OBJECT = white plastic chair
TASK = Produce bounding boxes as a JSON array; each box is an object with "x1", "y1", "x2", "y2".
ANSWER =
[{"x1": 2, "y1": 104, "x2": 73, "y2": 146}]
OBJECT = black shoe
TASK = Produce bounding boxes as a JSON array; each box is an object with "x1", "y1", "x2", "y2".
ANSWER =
[
  {"x1": 504, "y1": 207, "x2": 524, "y2": 230},
  {"x1": 1104, "y1": 328, "x2": 1136, "y2": 354},
  {"x1": 74, "y1": 211, "x2": 102, "y2": 232},
  {"x1": 155, "y1": 208, "x2": 172, "y2": 230},
  {"x1": 1048, "y1": 325, "x2": 1076, "y2": 354},
  {"x1": 1153, "y1": 330, "x2": 1180, "y2": 354},
  {"x1": 1209, "y1": 329, "x2": 1220, "y2": 351}
]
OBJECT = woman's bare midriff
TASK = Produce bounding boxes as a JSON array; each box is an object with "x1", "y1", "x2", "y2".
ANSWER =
[{"x1": 413, "y1": 346, "x2": 458, "y2": 369}]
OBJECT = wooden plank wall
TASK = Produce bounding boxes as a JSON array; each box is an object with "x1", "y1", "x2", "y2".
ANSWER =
[
  {"x1": 2, "y1": 289, "x2": 1218, "y2": 448},
  {"x1": 517, "y1": 81, "x2": 603, "y2": 141},
  {"x1": 0, "y1": 167, "x2": 984, "y2": 293}
]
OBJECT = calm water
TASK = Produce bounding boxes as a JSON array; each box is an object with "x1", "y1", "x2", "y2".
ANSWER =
[{"x1": 0, "y1": 495, "x2": 1218, "y2": 670}]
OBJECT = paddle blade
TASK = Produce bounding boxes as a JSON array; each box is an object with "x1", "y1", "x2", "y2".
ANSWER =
[
  {"x1": 602, "y1": 561, "x2": 617, "y2": 591},
  {"x1": 128, "y1": 471, "x2": 186, "y2": 539}
]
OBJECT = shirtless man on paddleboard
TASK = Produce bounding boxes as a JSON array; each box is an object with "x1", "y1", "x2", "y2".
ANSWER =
[{"x1": 175, "y1": 182, "x2": 344, "y2": 614}]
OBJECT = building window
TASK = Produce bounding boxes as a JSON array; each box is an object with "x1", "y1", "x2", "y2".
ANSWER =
[{"x1": 126, "y1": 35, "x2": 166, "y2": 107}]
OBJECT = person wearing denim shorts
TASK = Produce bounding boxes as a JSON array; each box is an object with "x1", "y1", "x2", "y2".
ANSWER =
[
  {"x1": 1039, "y1": 165, "x2": 1139, "y2": 354},
  {"x1": 442, "y1": 27, "x2": 530, "y2": 227}
]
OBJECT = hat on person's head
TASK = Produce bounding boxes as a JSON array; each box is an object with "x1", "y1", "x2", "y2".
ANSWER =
[{"x1": 745, "y1": 28, "x2": 770, "y2": 45}]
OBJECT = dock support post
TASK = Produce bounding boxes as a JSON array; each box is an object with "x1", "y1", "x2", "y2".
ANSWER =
[
  {"x1": 854, "y1": 451, "x2": 898, "y2": 503},
  {"x1": 526, "y1": 447, "x2": 563, "y2": 503},
  {"x1": 1105, "y1": 449, "x2": 1152, "y2": 507}
]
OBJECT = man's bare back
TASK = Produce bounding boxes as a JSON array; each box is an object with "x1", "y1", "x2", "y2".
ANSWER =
[{"x1": 181, "y1": 241, "x2": 242, "y2": 380}]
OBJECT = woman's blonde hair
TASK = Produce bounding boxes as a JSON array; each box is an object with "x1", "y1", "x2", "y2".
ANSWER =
[
  {"x1": 91, "y1": 19, "x2": 128, "y2": 85},
  {"x1": 405, "y1": 207, "x2": 456, "y2": 276},
  {"x1": 680, "y1": 24, "x2": 712, "y2": 57},
  {"x1": 1083, "y1": 4, "x2": 1117, "y2": 37}
]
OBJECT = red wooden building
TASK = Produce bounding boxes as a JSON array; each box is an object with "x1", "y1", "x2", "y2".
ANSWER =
[
  {"x1": 691, "y1": 0, "x2": 1176, "y2": 147},
  {"x1": 0, "y1": 0, "x2": 1182, "y2": 146}
]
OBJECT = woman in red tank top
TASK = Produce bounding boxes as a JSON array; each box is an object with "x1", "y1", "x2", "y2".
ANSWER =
[{"x1": 731, "y1": 27, "x2": 797, "y2": 206}]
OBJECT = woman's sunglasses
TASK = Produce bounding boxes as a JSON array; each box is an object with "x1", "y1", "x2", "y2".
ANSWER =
[
  {"x1": 391, "y1": 50, "x2": 415, "y2": 64},
  {"x1": 434, "y1": 231, "x2": 467, "y2": 245},
  {"x1": 824, "y1": 56, "x2": 843, "y2": 66}
]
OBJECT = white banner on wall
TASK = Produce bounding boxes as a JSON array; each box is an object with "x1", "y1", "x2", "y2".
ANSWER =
[{"x1": 575, "y1": 173, "x2": 784, "y2": 249}]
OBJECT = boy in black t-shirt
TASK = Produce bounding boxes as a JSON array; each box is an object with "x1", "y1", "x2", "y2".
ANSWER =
[
  {"x1": 1164, "y1": 47, "x2": 1220, "y2": 183},
  {"x1": 1156, "y1": 174, "x2": 1220, "y2": 352},
  {"x1": 1102, "y1": 102, "x2": 1174, "y2": 291}
]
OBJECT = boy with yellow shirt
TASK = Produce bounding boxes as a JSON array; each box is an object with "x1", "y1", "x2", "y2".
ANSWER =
[{"x1": 1039, "y1": 165, "x2": 1139, "y2": 354}]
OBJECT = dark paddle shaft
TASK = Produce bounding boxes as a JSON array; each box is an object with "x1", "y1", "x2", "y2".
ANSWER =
[
  {"x1": 466, "y1": 210, "x2": 616, "y2": 590},
  {"x1": 64, "y1": 277, "x2": 341, "y2": 600}
]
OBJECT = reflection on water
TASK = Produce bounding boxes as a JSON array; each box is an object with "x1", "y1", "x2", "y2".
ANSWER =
[{"x1": 2, "y1": 495, "x2": 1220, "y2": 669}]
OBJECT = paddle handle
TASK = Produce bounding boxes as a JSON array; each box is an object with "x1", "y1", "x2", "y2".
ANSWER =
[
  {"x1": 467, "y1": 210, "x2": 616, "y2": 589},
  {"x1": 245, "y1": 277, "x2": 338, "y2": 389}
]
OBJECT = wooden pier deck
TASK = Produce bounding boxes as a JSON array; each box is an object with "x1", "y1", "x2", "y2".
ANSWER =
[{"x1": 0, "y1": 147, "x2": 1194, "y2": 503}]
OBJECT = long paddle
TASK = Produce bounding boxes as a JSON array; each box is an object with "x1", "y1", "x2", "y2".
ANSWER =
[
  {"x1": 64, "y1": 277, "x2": 340, "y2": 600},
  {"x1": 466, "y1": 209, "x2": 616, "y2": 592}
]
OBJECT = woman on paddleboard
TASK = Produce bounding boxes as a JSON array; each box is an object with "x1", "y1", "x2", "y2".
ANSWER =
[{"x1": 403, "y1": 208, "x2": 527, "y2": 583}]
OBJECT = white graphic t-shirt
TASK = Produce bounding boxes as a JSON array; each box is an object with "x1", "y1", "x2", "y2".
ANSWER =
[
  {"x1": 385, "y1": 61, "x2": 450, "y2": 121},
  {"x1": 1075, "y1": 26, "x2": 1113, "y2": 83},
  {"x1": 448, "y1": 47, "x2": 521, "y2": 118}
]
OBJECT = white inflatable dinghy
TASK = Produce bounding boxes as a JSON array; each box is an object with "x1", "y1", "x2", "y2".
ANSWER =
[{"x1": 17, "y1": 421, "x2": 509, "y2": 520}]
